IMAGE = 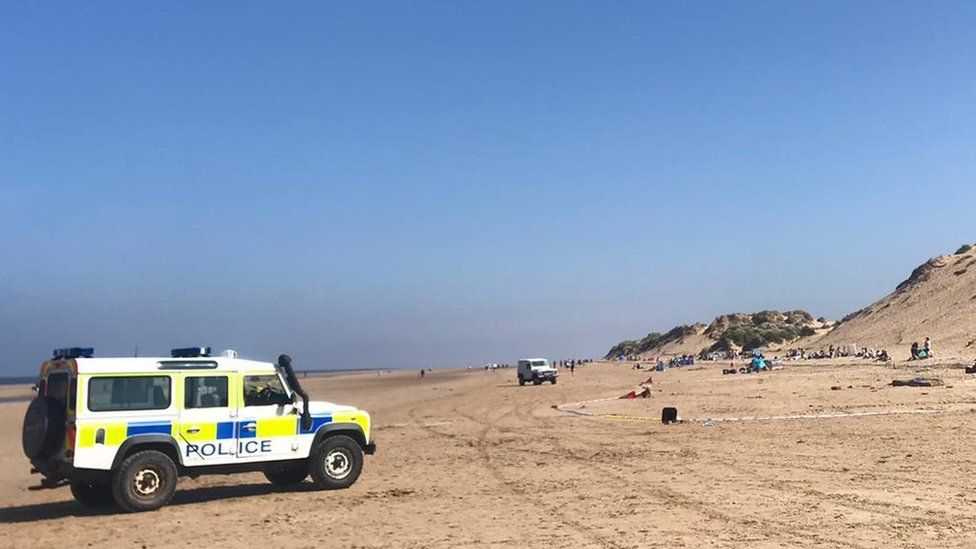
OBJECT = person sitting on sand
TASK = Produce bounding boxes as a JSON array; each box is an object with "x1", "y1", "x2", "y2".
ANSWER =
[
  {"x1": 910, "y1": 342, "x2": 919, "y2": 360},
  {"x1": 924, "y1": 337, "x2": 932, "y2": 359}
]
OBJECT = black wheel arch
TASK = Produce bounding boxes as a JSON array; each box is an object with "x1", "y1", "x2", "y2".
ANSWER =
[
  {"x1": 311, "y1": 423, "x2": 368, "y2": 451},
  {"x1": 111, "y1": 435, "x2": 183, "y2": 470}
]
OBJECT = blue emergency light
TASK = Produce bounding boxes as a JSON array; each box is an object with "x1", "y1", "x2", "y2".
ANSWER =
[
  {"x1": 171, "y1": 346, "x2": 211, "y2": 358},
  {"x1": 53, "y1": 347, "x2": 94, "y2": 359}
]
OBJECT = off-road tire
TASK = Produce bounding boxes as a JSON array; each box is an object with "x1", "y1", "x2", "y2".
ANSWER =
[
  {"x1": 264, "y1": 462, "x2": 309, "y2": 486},
  {"x1": 70, "y1": 480, "x2": 114, "y2": 508},
  {"x1": 22, "y1": 397, "x2": 66, "y2": 460},
  {"x1": 550, "y1": 377, "x2": 557, "y2": 385},
  {"x1": 111, "y1": 450, "x2": 178, "y2": 512},
  {"x1": 518, "y1": 376, "x2": 525, "y2": 386},
  {"x1": 532, "y1": 376, "x2": 541, "y2": 386},
  {"x1": 309, "y1": 435, "x2": 363, "y2": 490}
]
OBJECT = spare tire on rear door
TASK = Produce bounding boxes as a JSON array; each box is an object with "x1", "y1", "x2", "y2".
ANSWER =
[{"x1": 22, "y1": 396, "x2": 66, "y2": 460}]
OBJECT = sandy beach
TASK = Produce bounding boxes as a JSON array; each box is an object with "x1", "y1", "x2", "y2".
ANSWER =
[
  {"x1": 4, "y1": 360, "x2": 976, "y2": 548},
  {"x1": 7, "y1": 2, "x2": 976, "y2": 547}
]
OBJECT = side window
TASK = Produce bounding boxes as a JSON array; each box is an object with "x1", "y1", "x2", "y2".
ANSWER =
[
  {"x1": 243, "y1": 375, "x2": 291, "y2": 407},
  {"x1": 184, "y1": 376, "x2": 229, "y2": 409},
  {"x1": 88, "y1": 376, "x2": 171, "y2": 412}
]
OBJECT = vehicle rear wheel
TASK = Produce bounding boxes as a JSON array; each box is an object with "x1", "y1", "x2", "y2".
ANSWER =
[
  {"x1": 518, "y1": 376, "x2": 525, "y2": 386},
  {"x1": 70, "y1": 480, "x2": 114, "y2": 508},
  {"x1": 309, "y1": 435, "x2": 363, "y2": 490},
  {"x1": 111, "y1": 450, "x2": 178, "y2": 512},
  {"x1": 264, "y1": 462, "x2": 308, "y2": 486}
]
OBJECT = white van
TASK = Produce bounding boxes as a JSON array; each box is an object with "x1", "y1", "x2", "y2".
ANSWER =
[{"x1": 517, "y1": 358, "x2": 558, "y2": 386}]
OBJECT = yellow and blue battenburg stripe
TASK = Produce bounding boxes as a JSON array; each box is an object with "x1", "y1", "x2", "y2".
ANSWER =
[
  {"x1": 216, "y1": 422, "x2": 235, "y2": 439},
  {"x1": 126, "y1": 421, "x2": 174, "y2": 436},
  {"x1": 76, "y1": 411, "x2": 369, "y2": 455},
  {"x1": 300, "y1": 415, "x2": 334, "y2": 434},
  {"x1": 236, "y1": 415, "x2": 333, "y2": 438},
  {"x1": 78, "y1": 414, "x2": 357, "y2": 448}
]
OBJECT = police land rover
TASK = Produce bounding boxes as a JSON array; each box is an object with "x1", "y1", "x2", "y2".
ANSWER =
[{"x1": 22, "y1": 347, "x2": 376, "y2": 512}]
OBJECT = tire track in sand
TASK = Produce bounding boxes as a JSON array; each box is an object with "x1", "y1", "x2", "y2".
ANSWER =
[
  {"x1": 450, "y1": 403, "x2": 630, "y2": 549},
  {"x1": 406, "y1": 393, "x2": 624, "y2": 548},
  {"x1": 515, "y1": 393, "x2": 873, "y2": 549}
]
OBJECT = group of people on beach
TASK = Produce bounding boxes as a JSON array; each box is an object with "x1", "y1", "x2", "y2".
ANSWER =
[
  {"x1": 558, "y1": 359, "x2": 588, "y2": 376},
  {"x1": 865, "y1": 348, "x2": 891, "y2": 362},
  {"x1": 476, "y1": 358, "x2": 592, "y2": 373},
  {"x1": 910, "y1": 338, "x2": 933, "y2": 360},
  {"x1": 619, "y1": 336, "x2": 946, "y2": 370},
  {"x1": 780, "y1": 345, "x2": 891, "y2": 362},
  {"x1": 629, "y1": 355, "x2": 696, "y2": 372}
]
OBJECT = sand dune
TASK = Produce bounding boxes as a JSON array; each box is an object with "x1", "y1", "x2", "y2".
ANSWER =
[
  {"x1": 607, "y1": 247, "x2": 976, "y2": 363},
  {"x1": 819, "y1": 249, "x2": 976, "y2": 359}
]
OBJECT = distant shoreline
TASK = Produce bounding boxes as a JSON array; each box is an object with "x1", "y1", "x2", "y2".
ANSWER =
[
  {"x1": 0, "y1": 366, "x2": 466, "y2": 387},
  {"x1": 0, "y1": 376, "x2": 36, "y2": 387}
]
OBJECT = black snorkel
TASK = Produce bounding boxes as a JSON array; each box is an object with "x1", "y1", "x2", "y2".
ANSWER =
[{"x1": 277, "y1": 354, "x2": 312, "y2": 431}]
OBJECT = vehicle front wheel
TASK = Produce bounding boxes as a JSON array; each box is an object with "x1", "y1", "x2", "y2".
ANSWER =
[
  {"x1": 550, "y1": 377, "x2": 557, "y2": 385},
  {"x1": 309, "y1": 435, "x2": 363, "y2": 490},
  {"x1": 264, "y1": 462, "x2": 308, "y2": 486},
  {"x1": 532, "y1": 377, "x2": 541, "y2": 385},
  {"x1": 70, "y1": 480, "x2": 114, "y2": 508},
  {"x1": 111, "y1": 450, "x2": 178, "y2": 513}
]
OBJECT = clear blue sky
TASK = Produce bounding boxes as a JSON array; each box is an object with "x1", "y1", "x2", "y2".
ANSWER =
[{"x1": 2, "y1": 2, "x2": 975, "y2": 374}]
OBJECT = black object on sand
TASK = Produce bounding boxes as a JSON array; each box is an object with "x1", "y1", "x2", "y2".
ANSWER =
[{"x1": 662, "y1": 407, "x2": 678, "y2": 424}]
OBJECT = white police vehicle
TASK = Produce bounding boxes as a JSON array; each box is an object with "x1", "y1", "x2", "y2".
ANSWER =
[{"x1": 22, "y1": 347, "x2": 376, "y2": 512}]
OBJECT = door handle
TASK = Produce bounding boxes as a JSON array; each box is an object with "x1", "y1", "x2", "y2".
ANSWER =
[{"x1": 186, "y1": 427, "x2": 201, "y2": 434}]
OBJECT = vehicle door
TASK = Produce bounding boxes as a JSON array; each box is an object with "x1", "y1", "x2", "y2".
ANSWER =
[
  {"x1": 236, "y1": 372, "x2": 301, "y2": 461},
  {"x1": 177, "y1": 373, "x2": 237, "y2": 465}
]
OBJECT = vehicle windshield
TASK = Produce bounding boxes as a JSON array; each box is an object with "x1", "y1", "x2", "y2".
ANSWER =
[{"x1": 243, "y1": 374, "x2": 292, "y2": 406}]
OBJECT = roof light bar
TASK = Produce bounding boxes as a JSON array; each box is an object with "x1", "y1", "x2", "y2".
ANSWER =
[
  {"x1": 53, "y1": 347, "x2": 94, "y2": 359},
  {"x1": 171, "y1": 346, "x2": 211, "y2": 358}
]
